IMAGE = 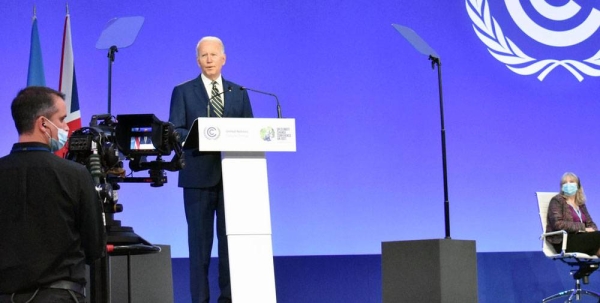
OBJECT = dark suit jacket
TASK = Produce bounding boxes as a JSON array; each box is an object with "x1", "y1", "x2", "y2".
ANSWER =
[{"x1": 169, "y1": 75, "x2": 253, "y2": 188}]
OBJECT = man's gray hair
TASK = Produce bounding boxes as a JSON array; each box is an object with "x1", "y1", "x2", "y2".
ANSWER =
[{"x1": 196, "y1": 36, "x2": 225, "y2": 57}]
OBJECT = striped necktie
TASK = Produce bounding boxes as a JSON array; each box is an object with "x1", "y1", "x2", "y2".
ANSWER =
[{"x1": 211, "y1": 81, "x2": 224, "y2": 117}]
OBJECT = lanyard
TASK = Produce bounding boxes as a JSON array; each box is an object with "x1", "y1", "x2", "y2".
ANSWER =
[
  {"x1": 570, "y1": 204, "x2": 583, "y2": 223},
  {"x1": 11, "y1": 146, "x2": 51, "y2": 153}
]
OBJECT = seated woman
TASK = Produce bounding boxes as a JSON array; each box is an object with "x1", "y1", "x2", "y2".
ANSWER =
[{"x1": 546, "y1": 172, "x2": 600, "y2": 256}]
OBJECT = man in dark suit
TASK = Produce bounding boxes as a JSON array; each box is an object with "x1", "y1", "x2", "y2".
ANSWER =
[{"x1": 169, "y1": 36, "x2": 253, "y2": 303}]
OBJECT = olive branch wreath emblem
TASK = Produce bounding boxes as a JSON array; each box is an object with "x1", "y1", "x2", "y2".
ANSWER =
[{"x1": 466, "y1": 0, "x2": 600, "y2": 82}]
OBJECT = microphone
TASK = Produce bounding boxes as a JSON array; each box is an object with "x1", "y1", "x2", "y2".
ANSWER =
[
  {"x1": 240, "y1": 86, "x2": 282, "y2": 118},
  {"x1": 207, "y1": 86, "x2": 232, "y2": 117}
]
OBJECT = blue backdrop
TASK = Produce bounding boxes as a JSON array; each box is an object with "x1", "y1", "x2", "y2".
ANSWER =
[{"x1": 2, "y1": 0, "x2": 600, "y2": 257}]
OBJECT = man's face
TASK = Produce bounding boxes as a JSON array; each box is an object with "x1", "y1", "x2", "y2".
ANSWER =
[
  {"x1": 45, "y1": 96, "x2": 69, "y2": 137},
  {"x1": 197, "y1": 40, "x2": 226, "y2": 80}
]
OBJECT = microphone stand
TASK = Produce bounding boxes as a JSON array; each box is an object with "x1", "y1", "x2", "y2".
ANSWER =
[
  {"x1": 207, "y1": 97, "x2": 211, "y2": 118},
  {"x1": 241, "y1": 87, "x2": 282, "y2": 118},
  {"x1": 430, "y1": 55, "x2": 450, "y2": 239},
  {"x1": 277, "y1": 102, "x2": 282, "y2": 119}
]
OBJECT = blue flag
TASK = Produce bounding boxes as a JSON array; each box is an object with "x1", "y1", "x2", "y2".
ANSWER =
[{"x1": 27, "y1": 16, "x2": 46, "y2": 86}]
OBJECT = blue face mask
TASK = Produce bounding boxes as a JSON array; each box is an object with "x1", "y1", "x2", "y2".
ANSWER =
[
  {"x1": 44, "y1": 119, "x2": 68, "y2": 152},
  {"x1": 562, "y1": 182, "x2": 578, "y2": 196}
]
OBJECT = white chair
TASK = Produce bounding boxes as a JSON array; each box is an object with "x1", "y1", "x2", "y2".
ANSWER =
[{"x1": 537, "y1": 191, "x2": 600, "y2": 302}]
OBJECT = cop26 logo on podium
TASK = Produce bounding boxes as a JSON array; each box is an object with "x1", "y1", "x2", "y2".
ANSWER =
[{"x1": 467, "y1": 0, "x2": 600, "y2": 81}]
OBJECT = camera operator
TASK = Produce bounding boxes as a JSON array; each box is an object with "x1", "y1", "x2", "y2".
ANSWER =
[{"x1": 0, "y1": 87, "x2": 106, "y2": 303}]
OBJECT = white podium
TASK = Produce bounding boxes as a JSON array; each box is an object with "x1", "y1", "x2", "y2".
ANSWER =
[{"x1": 185, "y1": 118, "x2": 296, "y2": 303}]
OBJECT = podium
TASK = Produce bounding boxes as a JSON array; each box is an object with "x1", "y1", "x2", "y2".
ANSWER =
[{"x1": 186, "y1": 117, "x2": 296, "y2": 303}]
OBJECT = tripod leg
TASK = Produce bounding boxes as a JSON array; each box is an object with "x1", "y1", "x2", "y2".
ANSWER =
[{"x1": 90, "y1": 256, "x2": 111, "y2": 303}]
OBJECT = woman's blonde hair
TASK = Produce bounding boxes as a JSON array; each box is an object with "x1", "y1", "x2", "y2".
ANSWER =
[{"x1": 561, "y1": 172, "x2": 586, "y2": 205}]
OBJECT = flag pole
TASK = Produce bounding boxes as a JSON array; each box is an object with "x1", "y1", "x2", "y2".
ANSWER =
[{"x1": 27, "y1": 4, "x2": 46, "y2": 87}]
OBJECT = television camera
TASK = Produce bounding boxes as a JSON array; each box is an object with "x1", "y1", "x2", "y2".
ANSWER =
[{"x1": 66, "y1": 113, "x2": 184, "y2": 245}]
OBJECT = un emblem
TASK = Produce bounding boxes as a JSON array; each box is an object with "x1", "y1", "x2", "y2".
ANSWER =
[
  {"x1": 466, "y1": 0, "x2": 600, "y2": 81},
  {"x1": 203, "y1": 126, "x2": 220, "y2": 140}
]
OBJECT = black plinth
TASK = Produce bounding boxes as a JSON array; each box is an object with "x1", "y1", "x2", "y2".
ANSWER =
[
  {"x1": 87, "y1": 244, "x2": 174, "y2": 303},
  {"x1": 382, "y1": 239, "x2": 478, "y2": 303}
]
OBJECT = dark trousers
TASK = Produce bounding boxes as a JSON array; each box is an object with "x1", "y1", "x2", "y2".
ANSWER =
[
  {"x1": 184, "y1": 184, "x2": 231, "y2": 303},
  {"x1": 554, "y1": 231, "x2": 600, "y2": 256},
  {"x1": 0, "y1": 288, "x2": 84, "y2": 303}
]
